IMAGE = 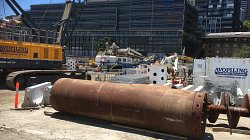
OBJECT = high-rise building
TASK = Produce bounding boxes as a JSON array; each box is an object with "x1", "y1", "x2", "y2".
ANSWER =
[
  {"x1": 195, "y1": 0, "x2": 241, "y2": 33},
  {"x1": 241, "y1": 0, "x2": 248, "y2": 21},
  {"x1": 27, "y1": 0, "x2": 199, "y2": 57},
  {"x1": 247, "y1": 0, "x2": 250, "y2": 20},
  {"x1": 188, "y1": 0, "x2": 196, "y2": 6},
  {"x1": 195, "y1": 0, "x2": 208, "y2": 32}
]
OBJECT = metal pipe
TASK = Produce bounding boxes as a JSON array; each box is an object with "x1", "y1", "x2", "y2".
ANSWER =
[
  {"x1": 208, "y1": 105, "x2": 250, "y2": 117},
  {"x1": 207, "y1": 94, "x2": 250, "y2": 128},
  {"x1": 50, "y1": 78, "x2": 206, "y2": 139}
]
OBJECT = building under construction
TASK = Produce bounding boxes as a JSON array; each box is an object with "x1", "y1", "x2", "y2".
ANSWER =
[{"x1": 26, "y1": 0, "x2": 199, "y2": 57}]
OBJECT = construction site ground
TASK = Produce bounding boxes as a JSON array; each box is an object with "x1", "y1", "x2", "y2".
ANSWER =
[{"x1": 1, "y1": 89, "x2": 250, "y2": 140}]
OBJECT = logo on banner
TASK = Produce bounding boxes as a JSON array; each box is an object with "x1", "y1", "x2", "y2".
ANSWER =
[
  {"x1": 0, "y1": 46, "x2": 28, "y2": 55},
  {"x1": 215, "y1": 68, "x2": 248, "y2": 78}
]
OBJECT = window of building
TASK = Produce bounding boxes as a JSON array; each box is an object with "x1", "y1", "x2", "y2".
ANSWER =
[
  {"x1": 224, "y1": 26, "x2": 232, "y2": 29},
  {"x1": 227, "y1": 14, "x2": 232, "y2": 17},
  {"x1": 197, "y1": 64, "x2": 203, "y2": 69},
  {"x1": 33, "y1": 53, "x2": 38, "y2": 59},
  {"x1": 226, "y1": 3, "x2": 234, "y2": 8},
  {"x1": 233, "y1": 44, "x2": 237, "y2": 47}
]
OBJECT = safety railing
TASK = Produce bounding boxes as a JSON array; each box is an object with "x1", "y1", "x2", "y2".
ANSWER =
[
  {"x1": 0, "y1": 26, "x2": 59, "y2": 44},
  {"x1": 86, "y1": 70, "x2": 122, "y2": 82}
]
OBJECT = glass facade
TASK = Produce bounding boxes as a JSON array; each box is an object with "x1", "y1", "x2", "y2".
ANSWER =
[
  {"x1": 196, "y1": 0, "x2": 241, "y2": 33},
  {"x1": 27, "y1": 0, "x2": 198, "y2": 57},
  {"x1": 247, "y1": 0, "x2": 250, "y2": 20},
  {"x1": 27, "y1": 4, "x2": 65, "y2": 29},
  {"x1": 241, "y1": 0, "x2": 248, "y2": 20}
]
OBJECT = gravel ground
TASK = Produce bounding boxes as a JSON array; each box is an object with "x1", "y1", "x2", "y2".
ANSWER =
[{"x1": 1, "y1": 89, "x2": 250, "y2": 140}]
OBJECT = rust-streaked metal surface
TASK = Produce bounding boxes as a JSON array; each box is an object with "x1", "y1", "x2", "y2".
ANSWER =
[
  {"x1": 208, "y1": 105, "x2": 250, "y2": 117},
  {"x1": 50, "y1": 78, "x2": 206, "y2": 139},
  {"x1": 207, "y1": 93, "x2": 250, "y2": 128}
]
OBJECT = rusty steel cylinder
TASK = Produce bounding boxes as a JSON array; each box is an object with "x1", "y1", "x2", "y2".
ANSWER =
[{"x1": 50, "y1": 78, "x2": 206, "y2": 138}]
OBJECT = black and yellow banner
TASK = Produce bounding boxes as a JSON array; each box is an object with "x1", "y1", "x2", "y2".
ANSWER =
[{"x1": 0, "y1": 46, "x2": 28, "y2": 54}]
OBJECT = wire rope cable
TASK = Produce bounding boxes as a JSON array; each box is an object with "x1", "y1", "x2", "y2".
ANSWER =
[
  {"x1": 1, "y1": 0, "x2": 7, "y2": 18},
  {"x1": 38, "y1": 0, "x2": 53, "y2": 28},
  {"x1": 65, "y1": 1, "x2": 86, "y2": 45}
]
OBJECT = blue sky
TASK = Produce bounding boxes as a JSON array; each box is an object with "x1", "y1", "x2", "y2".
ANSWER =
[{"x1": 0, "y1": 0, "x2": 65, "y2": 18}]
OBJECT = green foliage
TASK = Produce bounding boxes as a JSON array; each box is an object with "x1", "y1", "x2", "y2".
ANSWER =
[
  {"x1": 94, "y1": 37, "x2": 111, "y2": 54},
  {"x1": 232, "y1": 45, "x2": 250, "y2": 58},
  {"x1": 243, "y1": 20, "x2": 250, "y2": 31}
]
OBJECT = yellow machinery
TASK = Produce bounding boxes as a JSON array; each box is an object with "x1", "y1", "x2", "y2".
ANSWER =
[
  {"x1": 0, "y1": 39, "x2": 85, "y2": 89},
  {"x1": 0, "y1": 38, "x2": 85, "y2": 89},
  {"x1": 178, "y1": 56, "x2": 193, "y2": 62},
  {"x1": 0, "y1": 1, "x2": 88, "y2": 89},
  {"x1": 88, "y1": 59, "x2": 96, "y2": 66},
  {"x1": 0, "y1": 40, "x2": 62, "y2": 69},
  {"x1": 0, "y1": 40, "x2": 63, "y2": 69}
]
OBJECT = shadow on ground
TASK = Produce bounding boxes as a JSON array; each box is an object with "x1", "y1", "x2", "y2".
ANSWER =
[
  {"x1": 202, "y1": 133, "x2": 214, "y2": 140},
  {"x1": 0, "y1": 80, "x2": 7, "y2": 89},
  {"x1": 207, "y1": 123, "x2": 250, "y2": 131},
  {"x1": 0, "y1": 72, "x2": 7, "y2": 89},
  {"x1": 49, "y1": 112, "x2": 213, "y2": 140}
]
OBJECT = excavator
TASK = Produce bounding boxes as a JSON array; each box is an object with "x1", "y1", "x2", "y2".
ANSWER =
[
  {"x1": 160, "y1": 53, "x2": 193, "y2": 86},
  {"x1": 95, "y1": 42, "x2": 145, "y2": 69},
  {"x1": 0, "y1": 0, "x2": 87, "y2": 89}
]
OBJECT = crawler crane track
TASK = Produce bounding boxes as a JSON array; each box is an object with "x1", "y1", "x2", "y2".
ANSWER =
[{"x1": 6, "y1": 70, "x2": 86, "y2": 89}]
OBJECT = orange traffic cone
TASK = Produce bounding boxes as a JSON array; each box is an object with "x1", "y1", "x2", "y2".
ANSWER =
[{"x1": 14, "y1": 82, "x2": 19, "y2": 109}]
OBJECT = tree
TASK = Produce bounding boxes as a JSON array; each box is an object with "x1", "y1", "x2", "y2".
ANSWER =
[
  {"x1": 243, "y1": 20, "x2": 250, "y2": 31},
  {"x1": 232, "y1": 45, "x2": 250, "y2": 58},
  {"x1": 94, "y1": 37, "x2": 111, "y2": 54}
]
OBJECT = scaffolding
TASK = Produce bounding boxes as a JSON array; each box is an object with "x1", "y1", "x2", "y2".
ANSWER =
[{"x1": 0, "y1": 26, "x2": 58, "y2": 44}]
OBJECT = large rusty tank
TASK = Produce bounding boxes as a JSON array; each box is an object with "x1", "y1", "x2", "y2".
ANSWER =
[{"x1": 50, "y1": 78, "x2": 206, "y2": 139}]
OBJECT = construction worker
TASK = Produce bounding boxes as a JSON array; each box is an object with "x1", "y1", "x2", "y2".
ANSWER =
[
  {"x1": 96, "y1": 65, "x2": 101, "y2": 72},
  {"x1": 101, "y1": 57, "x2": 105, "y2": 66},
  {"x1": 75, "y1": 61, "x2": 80, "y2": 70}
]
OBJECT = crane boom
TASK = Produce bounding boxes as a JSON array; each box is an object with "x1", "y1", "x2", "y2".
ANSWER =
[
  {"x1": 56, "y1": 1, "x2": 73, "y2": 44},
  {"x1": 4, "y1": 0, "x2": 38, "y2": 29}
]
